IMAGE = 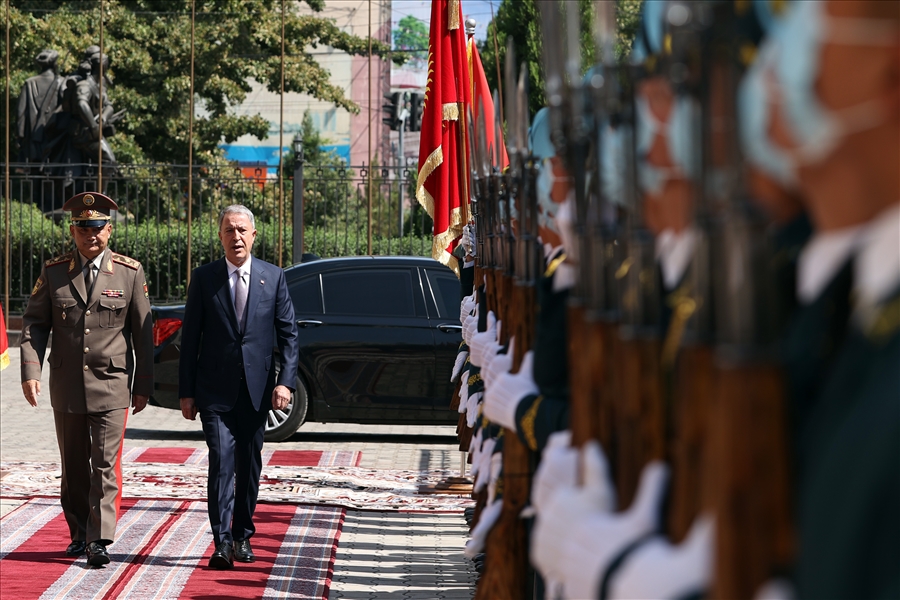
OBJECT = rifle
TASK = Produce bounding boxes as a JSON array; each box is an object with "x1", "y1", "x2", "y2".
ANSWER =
[
  {"x1": 536, "y1": 0, "x2": 603, "y2": 464},
  {"x1": 698, "y1": 4, "x2": 793, "y2": 595},
  {"x1": 610, "y1": 62, "x2": 668, "y2": 513},
  {"x1": 475, "y1": 51, "x2": 534, "y2": 600}
]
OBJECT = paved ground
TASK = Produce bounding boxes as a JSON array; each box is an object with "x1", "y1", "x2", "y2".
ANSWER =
[{"x1": 1, "y1": 348, "x2": 476, "y2": 598}]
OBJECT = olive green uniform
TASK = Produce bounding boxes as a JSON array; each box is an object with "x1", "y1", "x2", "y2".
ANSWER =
[{"x1": 20, "y1": 247, "x2": 153, "y2": 545}]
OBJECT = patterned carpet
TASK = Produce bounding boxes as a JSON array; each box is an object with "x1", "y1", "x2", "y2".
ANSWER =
[{"x1": 1, "y1": 447, "x2": 474, "y2": 512}]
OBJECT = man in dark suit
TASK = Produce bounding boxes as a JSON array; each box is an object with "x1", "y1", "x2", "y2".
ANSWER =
[{"x1": 178, "y1": 204, "x2": 299, "y2": 569}]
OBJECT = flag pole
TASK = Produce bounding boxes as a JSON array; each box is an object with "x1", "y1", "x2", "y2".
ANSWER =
[{"x1": 488, "y1": 0, "x2": 503, "y2": 125}]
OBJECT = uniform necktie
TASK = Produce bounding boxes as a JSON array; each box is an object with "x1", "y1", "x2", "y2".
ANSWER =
[
  {"x1": 85, "y1": 262, "x2": 96, "y2": 296},
  {"x1": 234, "y1": 270, "x2": 248, "y2": 331}
]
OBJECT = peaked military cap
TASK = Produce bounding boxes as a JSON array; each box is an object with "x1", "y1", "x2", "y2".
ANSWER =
[{"x1": 63, "y1": 191, "x2": 117, "y2": 227}]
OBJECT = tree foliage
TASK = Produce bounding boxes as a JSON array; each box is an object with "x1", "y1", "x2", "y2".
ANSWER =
[
  {"x1": 393, "y1": 15, "x2": 428, "y2": 62},
  {"x1": 479, "y1": 0, "x2": 643, "y2": 118},
  {"x1": 0, "y1": 0, "x2": 402, "y2": 165}
]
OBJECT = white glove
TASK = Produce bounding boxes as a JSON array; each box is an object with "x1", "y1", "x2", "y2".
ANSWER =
[
  {"x1": 462, "y1": 223, "x2": 477, "y2": 257},
  {"x1": 460, "y1": 293, "x2": 476, "y2": 323},
  {"x1": 522, "y1": 430, "x2": 578, "y2": 518},
  {"x1": 555, "y1": 192, "x2": 578, "y2": 262},
  {"x1": 531, "y1": 460, "x2": 670, "y2": 598},
  {"x1": 483, "y1": 350, "x2": 538, "y2": 431},
  {"x1": 451, "y1": 349, "x2": 469, "y2": 383},
  {"x1": 457, "y1": 369, "x2": 471, "y2": 414},
  {"x1": 469, "y1": 427, "x2": 497, "y2": 477},
  {"x1": 462, "y1": 305, "x2": 479, "y2": 345},
  {"x1": 473, "y1": 438, "x2": 496, "y2": 493},
  {"x1": 479, "y1": 337, "x2": 504, "y2": 379},
  {"x1": 487, "y1": 450, "x2": 503, "y2": 505},
  {"x1": 481, "y1": 337, "x2": 514, "y2": 390},
  {"x1": 468, "y1": 427, "x2": 485, "y2": 468},
  {"x1": 464, "y1": 498, "x2": 502, "y2": 558},
  {"x1": 468, "y1": 311, "x2": 498, "y2": 368},
  {"x1": 608, "y1": 514, "x2": 715, "y2": 600},
  {"x1": 465, "y1": 391, "x2": 483, "y2": 428}
]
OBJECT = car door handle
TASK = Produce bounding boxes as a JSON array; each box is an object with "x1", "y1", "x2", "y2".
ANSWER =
[
  {"x1": 296, "y1": 319, "x2": 323, "y2": 328},
  {"x1": 437, "y1": 323, "x2": 463, "y2": 333}
]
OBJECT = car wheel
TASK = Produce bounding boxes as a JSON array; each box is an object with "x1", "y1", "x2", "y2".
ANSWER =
[{"x1": 264, "y1": 376, "x2": 308, "y2": 442}]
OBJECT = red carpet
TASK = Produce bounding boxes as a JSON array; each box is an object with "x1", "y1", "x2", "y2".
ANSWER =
[{"x1": 0, "y1": 497, "x2": 344, "y2": 600}]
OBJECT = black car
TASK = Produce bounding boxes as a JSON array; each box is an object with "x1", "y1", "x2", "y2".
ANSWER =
[{"x1": 151, "y1": 256, "x2": 464, "y2": 441}]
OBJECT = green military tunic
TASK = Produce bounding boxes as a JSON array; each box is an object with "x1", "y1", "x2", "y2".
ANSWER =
[{"x1": 20, "y1": 247, "x2": 153, "y2": 545}]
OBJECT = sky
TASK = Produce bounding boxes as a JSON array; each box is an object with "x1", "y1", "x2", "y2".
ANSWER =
[{"x1": 392, "y1": 0, "x2": 498, "y2": 43}]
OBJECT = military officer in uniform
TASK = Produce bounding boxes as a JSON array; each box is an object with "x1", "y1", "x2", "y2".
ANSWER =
[{"x1": 19, "y1": 191, "x2": 153, "y2": 567}]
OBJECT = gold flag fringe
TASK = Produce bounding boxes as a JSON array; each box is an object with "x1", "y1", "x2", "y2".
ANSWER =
[
  {"x1": 416, "y1": 146, "x2": 443, "y2": 219},
  {"x1": 443, "y1": 103, "x2": 459, "y2": 121},
  {"x1": 449, "y1": 0, "x2": 460, "y2": 30}
]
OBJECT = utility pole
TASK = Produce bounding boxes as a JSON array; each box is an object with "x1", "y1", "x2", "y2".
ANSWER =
[
  {"x1": 397, "y1": 93, "x2": 409, "y2": 237},
  {"x1": 291, "y1": 134, "x2": 305, "y2": 264}
]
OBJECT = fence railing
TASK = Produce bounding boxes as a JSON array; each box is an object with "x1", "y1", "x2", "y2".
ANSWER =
[{"x1": 1, "y1": 161, "x2": 434, "y2": 311}]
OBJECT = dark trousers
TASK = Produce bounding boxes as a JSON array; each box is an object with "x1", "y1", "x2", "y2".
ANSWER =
[
  {"x1": 200, "y1": 379, "x2": 267, "y2": 546},
  {"x1": 53, "y1": 408, "x2": 128, "y2": 545}
]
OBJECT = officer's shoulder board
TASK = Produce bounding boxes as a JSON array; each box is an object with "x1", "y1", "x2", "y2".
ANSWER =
[
  {"x1": 111, "y1": 253, "x2": 141, "y2": 270},
  {"x1": 44, "y1": 251, "x2": 74, "y2": 269}
]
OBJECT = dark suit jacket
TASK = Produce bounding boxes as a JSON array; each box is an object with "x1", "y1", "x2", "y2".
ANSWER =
[{"x1": 178, "y1": 256, "x2": 299, "y2": 412}]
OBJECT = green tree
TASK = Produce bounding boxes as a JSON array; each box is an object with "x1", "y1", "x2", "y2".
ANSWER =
[
  {"x1": 393, "y1": 15, "x2": 428, "y2": 63},
  {"x1": 0, "y1": 0, "x2": 403, "y2": 165},
  {"x1": 479, "y1": 0, "x2": 643, "y2": 118}
]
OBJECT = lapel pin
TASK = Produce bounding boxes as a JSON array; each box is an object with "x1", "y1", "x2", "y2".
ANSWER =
[{"x1": 260, "y1": 279, "x2": 265, "y2": 285}]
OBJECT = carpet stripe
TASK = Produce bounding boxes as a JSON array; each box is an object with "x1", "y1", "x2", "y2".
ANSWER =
[
  {"x1": 177, "y1": 502, "x2": 297, "y2": 599},
  {"x1": 262, "y1": 505, "x2": 345, "y2": 599},
  {"x1": 132, "y1": 448, "x2": 195, "y2": 464},
  {"x1": 120, "y1": 447, "x2": 146, "y2": 462},
  {"x1": 269, "y1": 450, "x2": 323, "y2": 466},
  {"x1": 38, "y1": 499, "x2": 183, "y2": 600},
  {"x1": 109, "y1": 501, "x2": 210, "y2": 599},
  {"x1": 0, "y1": 497, "x2": 62, "y2": 560}
]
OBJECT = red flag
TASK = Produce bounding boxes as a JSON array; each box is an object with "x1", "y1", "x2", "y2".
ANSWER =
[
  {"x1": 416, "y1": 0, "x2": 471, "y2": 275},
  {"x1": 0, "y1": 304, "x2": 9, "y2": 371},
  {"x1": 468, "y1": 36, "x2": 508, "y2": 170}
]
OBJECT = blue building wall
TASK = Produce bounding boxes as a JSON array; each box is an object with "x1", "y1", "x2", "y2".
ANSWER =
[{"x1": 221, "y1": 144, "x2": 351, "y2": 171}]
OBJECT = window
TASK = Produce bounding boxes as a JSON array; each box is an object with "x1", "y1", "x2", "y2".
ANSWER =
[
  {"x1": 322, "y1": 269, "x2": 415, "y2": 317},
  {"x1": 289, "y1": 275, "x2": 323, "y2": 315},
  {"x1": 427, "y1": 270, "x2": 461, "y2": 319}
]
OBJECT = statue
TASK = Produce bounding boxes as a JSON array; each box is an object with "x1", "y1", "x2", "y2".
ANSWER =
[
  {"x1": 69, "y1": 51, "x2": 119, "y2": 170},
  {"x1": 16, "y1": 49, "x2": 64, "y2": 165},
  {"x1": 15, "y1": 45, "x2": 125, "y2": 212}
]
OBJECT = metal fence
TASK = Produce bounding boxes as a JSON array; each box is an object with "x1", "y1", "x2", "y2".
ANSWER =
[{"x1": 1, "y1": 161, "x2": 433, "y2": 311}]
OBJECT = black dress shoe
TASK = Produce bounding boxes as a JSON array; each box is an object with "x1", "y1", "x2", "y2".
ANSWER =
[
  {"x1": 85, "y1": 541, "x2": 110, "y2": 567},
  {"x1": 208, "y1": 542, "x2": 234, "y2": 570},
  {"x1": 65, "y1": 540, "x2": 86, "y2": 557},
  {"x1": 234, "y1": 539, "x2": 255, "y2": 563}
]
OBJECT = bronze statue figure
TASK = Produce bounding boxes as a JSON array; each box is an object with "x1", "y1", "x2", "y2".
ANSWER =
[{"x1": 16, "y1": 49, "x2": 64, "y2": 165}]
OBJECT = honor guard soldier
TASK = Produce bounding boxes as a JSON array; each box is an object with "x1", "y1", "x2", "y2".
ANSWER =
[{"x1": 19, "y1": 191, "x2": 153, "y2": 567}]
